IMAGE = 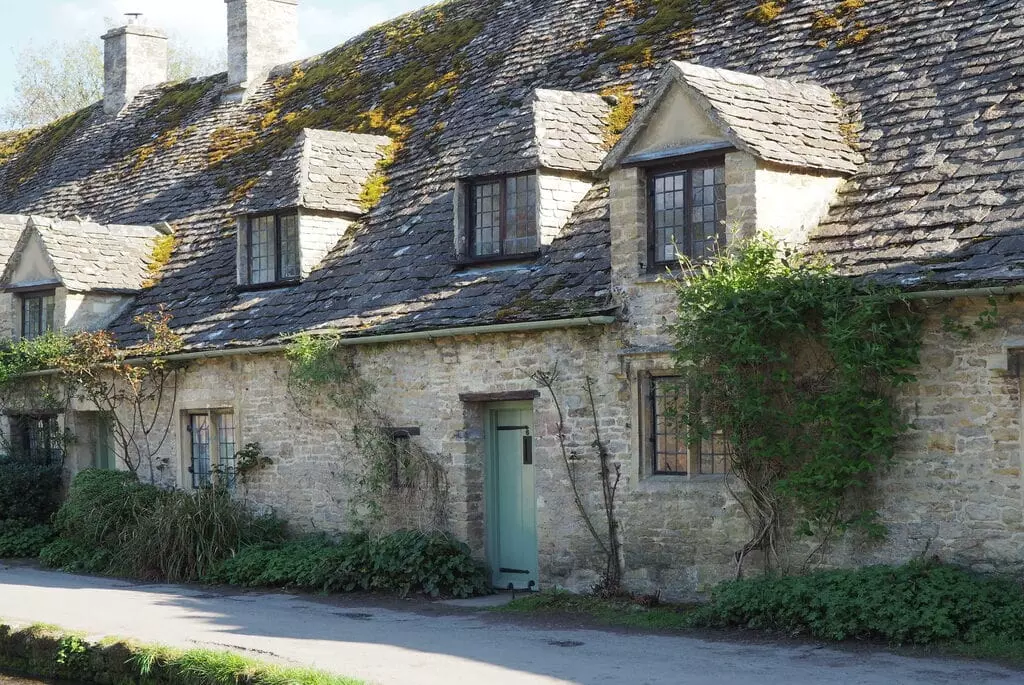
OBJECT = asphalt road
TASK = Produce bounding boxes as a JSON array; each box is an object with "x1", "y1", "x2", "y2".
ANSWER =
[{"x1": 0, "y1": 564, "x2": 1021, "y2": 685}]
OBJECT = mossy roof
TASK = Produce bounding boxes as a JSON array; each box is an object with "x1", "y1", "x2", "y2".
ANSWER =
[{"x1": 0, "y1": 0, "x2": 1020, "y2": 347}]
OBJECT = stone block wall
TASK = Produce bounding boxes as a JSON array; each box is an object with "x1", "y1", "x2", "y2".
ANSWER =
[
  {"x1": 298, "y1": 210, "x2": 352, "y2": 276},
  {"x1": 537, "y1": 172, "x2": 594, "y2": 246},
  {"x1": 72, "y1": 294, "x2": 1024, "y2": 598}
]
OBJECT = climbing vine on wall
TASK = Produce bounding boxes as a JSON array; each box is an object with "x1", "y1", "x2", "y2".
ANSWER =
[
  {"x1": 671, "y1": 236, "x2": 922, "y2": 576},
  {"x1": 285, "y1": 334, "x2": 450, "y2": 532}
]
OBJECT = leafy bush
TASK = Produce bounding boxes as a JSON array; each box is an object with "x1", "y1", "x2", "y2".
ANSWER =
[
  {"x1": 0, "y1": 461, "x2": 62, "y2": 523},
  {"x1": 692, "y1": 560, "x2": 1024, "y2": 644},
  {"x1": 0, "y1": 519, "x2": 54, "y2": 558},
  {"x1": 208, "y1": 530, "x2": 490, "y2": 598},
  {"x1": 40, "y1": 469, "x2": 284, "y2": 581}
]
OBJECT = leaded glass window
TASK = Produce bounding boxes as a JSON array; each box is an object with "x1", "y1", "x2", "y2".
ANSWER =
[
  {"x1": 246, "y1": 213, "x2": 300, "y2": 285},
  {"x1": 648, "y1": 376, "x2": 731, "y2": 476},
  {"x1": 20, "y1": 292, "x2": 55, "y2": 340},
  {"x1": 189, "y1": 411, "x2": 237, "y2": 489},
  {"x1": 649, "y1": 161, "x2": 726, "y2": 268},
  {"x1": 468, "y1": 174, "x2": 538, "y2": 259}
]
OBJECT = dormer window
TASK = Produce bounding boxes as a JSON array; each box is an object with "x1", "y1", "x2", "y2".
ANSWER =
[
  {"x1": 468, "y1": 174, "x2": 538, "y2": 260},
  {"x1": 21, "y1": 291, "x2": 55, "y2": 340},
  {"x1": 649, "y1": 159, "x2": 726, "y2": 268},
  {"x1": 246, "y1": 212, "x2": 300, "y2": 285}
]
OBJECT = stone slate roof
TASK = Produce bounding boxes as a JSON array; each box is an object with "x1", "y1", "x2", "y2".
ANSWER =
[
  {"x1": 533, "y1": 89, "x2": 612, "y2": 174},
  {"x1": 0, "y1": 216, "x2": 29, "y2": 270},
  {"x1": 239, "y1": 129, "x2": 392, "y2": 215},
  {"x1": 0, "y1": 216, "x2": 163, "y2": 293},
  {"x1": 606, "y1": 60, "x2": 861, "y2": 174},
  {"x1": 0, "y1": 0, "x2": 1020, "y2": 348}
]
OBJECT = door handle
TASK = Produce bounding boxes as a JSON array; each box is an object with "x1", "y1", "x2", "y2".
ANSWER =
[{"x1": 522, "y1": 434, "x2": 533, "y2": 465}]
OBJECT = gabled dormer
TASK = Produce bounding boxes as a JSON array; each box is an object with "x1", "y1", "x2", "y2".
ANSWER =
[
  {"x1": 454, "y1": 89, "x2": 612, "y2": 264},
  {"x1": 0, "y1": 216, "x2": 167, "y2": 338},
  {"x1": 234, "y1": 128, "x2": 392, "y2": 288},
  {"x1": 602, "y1": 61, "x2": 861, "y2": 281}
]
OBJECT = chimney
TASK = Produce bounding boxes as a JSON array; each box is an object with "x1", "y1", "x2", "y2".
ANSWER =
[
  {"x1": 225, "y1": 0, "x2": 299, "y2": 102},
  {"x1": 101, "y1": 14, "x2": 168, "y2": 115}
]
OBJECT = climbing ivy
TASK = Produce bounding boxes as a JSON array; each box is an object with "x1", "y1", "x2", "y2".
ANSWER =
[
  {"x1": 671, "y1": 236, "x2": 922, "y2": 576},
  {"x1": 286, "y1": 334, "x2": 450, "y2": 532}
]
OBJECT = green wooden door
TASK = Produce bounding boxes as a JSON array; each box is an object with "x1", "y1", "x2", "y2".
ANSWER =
[{"x1": 486, "y1": 404, "x2": 538, "y2": 590}]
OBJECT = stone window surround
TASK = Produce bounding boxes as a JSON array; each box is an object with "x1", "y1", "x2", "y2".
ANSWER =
[
  {"x1": 644, "y1": 154, "x2": 727, "y2": 272},
  {"x1": 179, "y1": 406, "x2": 238, "y2": 490},
  {"x1": 237, "y1": 211, "x2": 301, "y2": 289},
  {"x1": 456, "y1": 173, "x2": 541, "y2": 266},
  {"x1": 623, "y1": 352, "x2": 730, "y2": 489}
]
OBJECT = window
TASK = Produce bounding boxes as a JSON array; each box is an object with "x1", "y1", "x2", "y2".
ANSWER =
[
  {"x1": 187, "y1": 411, "x2": 236, "y2": 489},
  {"x1": 8, "y1": 415, "x2": 62, "y2": 464},
  {"x1": 91, "y1": 413, "x2": 116, "y2": 470},
  {"x1": 20, "y1": 291, "x2": 55, "y2": 340},
  {"x1": 246, "y1": 213, "x2": 300, "y2": 285},
  {"x1": 645, "y1": 376, "x2": 730, "y2": 476},
  {"x1": 468, "y1": 173, "x2": 538, "y2": 259},
  {"x1": 648, "y1": 160, "x2": 726, "y2": 268}
]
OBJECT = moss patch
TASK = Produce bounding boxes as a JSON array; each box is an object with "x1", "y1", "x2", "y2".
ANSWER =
[
  {"x1": 0, "y1": 621, "x2": 363, "y2": 684},
  {"x1": 811, "y1": 0, "x2": 885, "y2": 49},
  {"x1": 1, "y1": 108, "x2": 94, "y2": 188},
  {"x1": 746, "y1": 0, "x2": 787, "y2": 24},
  {"x1": 600, "y1": 85, "x2": 637, "y2": 149},
  {"x1": 143, "y1": 233, "x2": 178, "y2": 288},
  {"x1": 0, "y1": 129, "x2": 38, "y2": 166},
  {"x1": 587, "y1": 0, "x2": 703, "y2": 72}
]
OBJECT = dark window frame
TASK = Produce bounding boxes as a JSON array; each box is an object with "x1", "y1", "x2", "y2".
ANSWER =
[
  {"x1": 19, "y1": 290, "x2": 56, "y2": 340},
  {"x1": 8, "y1": 414, "x2": 62, "y2": 465},
  {"x1": 244, "y1": 211, "x2": 301, "y2": 287},
  {"x1": 646, "y1": 155, "x2": 727, "y2": 272},
  {"x1": 186, "y1": 410, "x2": 237, "y2": 490},
  {"x1": 643, "y1": 374, "x2": 731, "y2": 477},
  {"x1": 465, "y1": 173, "x2": 540, "y2": 263}
]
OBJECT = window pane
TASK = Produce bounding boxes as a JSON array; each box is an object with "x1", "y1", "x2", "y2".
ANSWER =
[
  {"x1": 504, "y1": 174, "x2": 537, "y2": 255},
  {"x1": 650, "y1": 171, "x2": 688, "y2": 265},
  {"x1": 249, "y1": 216, "x2": 277, "y2": 284},
  {"x1": 43, "y1": 295, "x2": 55, "y2": 334},
  {"x1": 690, "y1": 164, "x2": 726, "y2": 260},
  {"x1": 216, "y1": 412, "x2": 237, "y2": 489},
  {"x1": 279, "y1": 214, "x2": 300, "y2": 280},
  {"x1": 652, "y1": 377, "x2": 688, "y2": 474},
  {"x1": 471, "y1": 181, "x2": 502, "y2": 256},
  {"x1": 190, "y1": 414, "x2": 212, "y2": 488}
]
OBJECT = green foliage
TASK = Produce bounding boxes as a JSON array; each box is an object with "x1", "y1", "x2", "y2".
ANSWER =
[
  {"x1": 40, "y1": 469, "x2": 284, "y2": 581},
  {"x1": 208, "y1": 530, "x2": 490, "y2": 599},
  {"x1": 0, "y1": 332, "x2": 73, "y2": 386},
  {"x1": 692, "y1": 560, "x2": 1024, "y2": 645},
  {"x1": 236, "y1": 441, "x2": 273, "y2": 478},
  {"x1": 0, "y1": 461, "x2": 62, "y2": 522},
  {"x1": 0, "y1": 520, "x2": 55, "y2": 558},
  {"x1": 672, "y1": 236, "x2": 922, "y2": 569},
  {"x1": 0, "y1": 621, "x2": 363, "y2": 684}
]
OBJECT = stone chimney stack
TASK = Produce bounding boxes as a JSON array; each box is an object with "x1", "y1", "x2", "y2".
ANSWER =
[
  {"x1": 225, "y1": 0, "x2": 299, "y2": 102},
  {"x1": 101, "y1": 14, "x2": 168, "y2": 115}
]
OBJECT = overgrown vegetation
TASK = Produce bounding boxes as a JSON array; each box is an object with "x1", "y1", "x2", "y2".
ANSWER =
[
  {"x1": 672, "y1": 236, "x2": 922, "y2": 576},
  {"x1": 0, "y1": 107, "x2": 93, "y2": 188},
  {"x1": 0, "y1": 622, "x2": 363, "y2": 684},
  {"x1": 39, "y1": 470, "x2": 284, "y2": 582},
  {"x1": 286, "y1": 334, "x2": 450, "y2": 532},
  {"x1": 692, "y1": 560, "x2": 1024, "y2": 646},
  {"x1": 208, "y1": 530, "x2": 490, "y2": 598},
  {"x1": 0, "y1": 433, "x2": 64, "y2": 559}
]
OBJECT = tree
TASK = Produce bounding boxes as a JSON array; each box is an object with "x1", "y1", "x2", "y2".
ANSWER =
[{"x1": 2, "y1": 37, "x2": 222, "y2": 129}]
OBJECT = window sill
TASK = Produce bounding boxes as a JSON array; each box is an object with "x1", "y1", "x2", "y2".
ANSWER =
[
  {"x1": 236, "y1": 280, "x2": 302, "y2": 293},
  {"x1": 636, "y1": 473, "x2": 731, "y2": 492},
  {"x1": 456, "y1": 252, "x2": 541, "y2": 269}
]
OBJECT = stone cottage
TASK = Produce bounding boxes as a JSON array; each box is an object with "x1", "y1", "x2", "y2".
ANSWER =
[{"x1": 0, "y1": 0, "x2": 1021, "y2": 596}]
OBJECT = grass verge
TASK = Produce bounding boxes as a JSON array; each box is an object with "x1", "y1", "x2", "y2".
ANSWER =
[{"x1": 0, "y1": 621, "x2": 363, "y2": 684}]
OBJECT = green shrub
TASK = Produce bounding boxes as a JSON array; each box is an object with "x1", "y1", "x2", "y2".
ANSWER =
[
  {"x1": 41, "y1": 469, "x2": 284, "y2": 582},
  {"x1": 209, "y1": 530, "x2": 490, "y2": 598},
  {"x1": 0, "y1": 461, "x2": 62, "y2": 523},
  {"x1": 692, "y1": 560, "x2": 1024, "y2": 645},
  {"x1": 0, "y1": 520, "x2": 54, "y2": 558}
]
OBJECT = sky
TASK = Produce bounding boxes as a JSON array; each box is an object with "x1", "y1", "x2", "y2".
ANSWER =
[{"x1": 0, "y1": 0, "x2": 433, "y2": 107}]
